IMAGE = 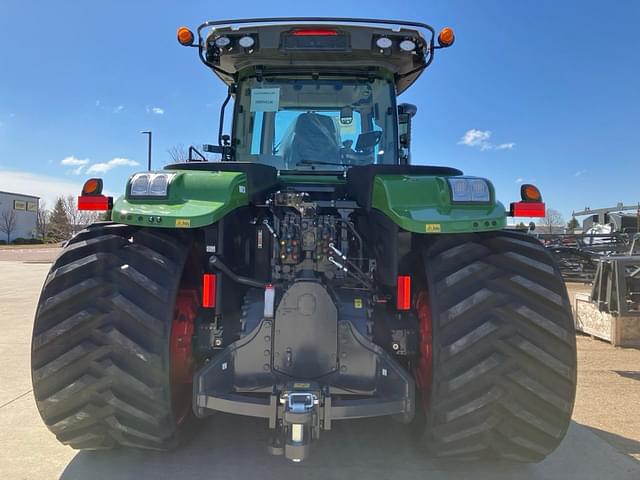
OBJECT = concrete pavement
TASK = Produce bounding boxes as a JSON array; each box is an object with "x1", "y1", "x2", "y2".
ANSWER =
[{"x1": 1, "y1": 260, "x2": 639, "y2": 479}]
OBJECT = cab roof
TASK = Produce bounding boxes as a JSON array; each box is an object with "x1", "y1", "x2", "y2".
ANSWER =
[{"x1": 195, "y1": 17, "x2": 437, "y2": 94}]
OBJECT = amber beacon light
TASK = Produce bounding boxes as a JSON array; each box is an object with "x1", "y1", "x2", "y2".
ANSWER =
[
  {"x1": 177, "y1": 26, "x2": 195, "y2": 46},
  {"x1": 438, "y1": 27, "x2": 455, "y2": 47}
]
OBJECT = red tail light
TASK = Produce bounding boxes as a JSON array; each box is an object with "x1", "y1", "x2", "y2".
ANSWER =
[
  {"x1": 292, "y1": 29, "x2": 337, "y2": 36},
  {"x1": 77, "y1": 195, "x2": 112, "y2": 211},
  {"x1": 397, "y1": 275, "x2": 411, "y2": 311},
  {"x1": 510, "y1": 201, "x2": 546, "y2": 218},
  {"x1": 202, "y1": 273, "x2": 217, "y2": 308}
]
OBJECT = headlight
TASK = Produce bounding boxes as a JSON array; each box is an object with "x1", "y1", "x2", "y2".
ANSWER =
[
  {"x1": 448, "y1": 177, "x2": 491, "y2": 203},
  {"x1": 129, "y1": 173, "x2": 175, "y2": 197}
]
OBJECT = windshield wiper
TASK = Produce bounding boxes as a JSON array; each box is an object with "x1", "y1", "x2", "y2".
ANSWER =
[{"x1": 296, "y1": 160, "x2": 346, "y2": 167}]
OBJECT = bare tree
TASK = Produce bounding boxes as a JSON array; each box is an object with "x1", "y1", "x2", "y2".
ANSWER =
[
  {"x1": 63, "y1": 195, "x2": 100, "y2": 235},
  {"x1": 36, "y1": 201, "x2": 50, "y2": 240},
  {"x1": 167, "y1": 143, "x2": 189, "y2": 164},
  {"x1": 541, "y1": 208, "x2": 564, "y2": 234},
  {"x1": 0, "y1": 208, "x2": 17, "y2": 243}
]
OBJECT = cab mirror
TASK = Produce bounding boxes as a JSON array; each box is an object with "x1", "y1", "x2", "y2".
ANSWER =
[{"x1": 398, "y1": 103, "x2": 417, "y2": 162}]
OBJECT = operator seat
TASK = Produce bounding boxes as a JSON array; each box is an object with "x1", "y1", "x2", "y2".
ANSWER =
[{"x1": 287, "y1": 112, "x2": 340, "y2": 166}]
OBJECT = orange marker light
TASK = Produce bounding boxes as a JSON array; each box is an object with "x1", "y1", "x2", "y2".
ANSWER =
[
  {"x1": 521, "y1": 184, "x2": 542, "y2": 202},
  {"x1": 82, "y1": 178, "x2": 103, "y2": 196},
  {"x1": 438, "y1": 27, "x2": 455, "y2": 47},
  {"x1": 177, "y1": 26, "x2": 194, "y2": 46}
]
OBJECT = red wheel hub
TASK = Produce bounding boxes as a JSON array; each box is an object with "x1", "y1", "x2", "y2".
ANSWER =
[
  {"x1": 414, "y1": 289, "x2": 433, "y2": 409},
  {"x1": 170, "y1": 288, "x2": 198, "y2": 424}
]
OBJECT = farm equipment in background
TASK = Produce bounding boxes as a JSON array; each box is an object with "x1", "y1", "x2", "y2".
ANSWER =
[
  {"x1": 541, "y1": 233, "x2": 631, "y2": 283},
  {"x1": 591, "y1": 234, "x2": 640, "y2": 316}
]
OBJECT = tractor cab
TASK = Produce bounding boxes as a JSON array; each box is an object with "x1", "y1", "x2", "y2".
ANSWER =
[{"x1": 177, "y1": 18, "x2": 455, "y2": 169}]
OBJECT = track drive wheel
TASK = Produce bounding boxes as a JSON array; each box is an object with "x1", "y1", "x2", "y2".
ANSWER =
[
  {"x1": 31, "y1": 224, "x2": 196, "y2": 450},
  {"x1": 417, "y1": 231, "x2": 577, "y2": 462}
]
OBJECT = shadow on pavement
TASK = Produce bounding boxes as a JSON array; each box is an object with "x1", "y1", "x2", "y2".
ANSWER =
[
  {"x1": 585, "y1": 424, "x2": 640, "y2": 461},
  {"x1": 60, "y1": 415, "x2": 640, "y2": 480}
]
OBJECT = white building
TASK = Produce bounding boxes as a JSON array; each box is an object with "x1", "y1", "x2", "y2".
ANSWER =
[{"x1": 0, "y1": 190, "x2": 39, "y2": 241}]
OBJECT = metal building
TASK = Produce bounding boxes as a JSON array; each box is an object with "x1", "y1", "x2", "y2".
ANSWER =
[{"x1": 0, "y1": 190, "x2": 39, "y2": 241}]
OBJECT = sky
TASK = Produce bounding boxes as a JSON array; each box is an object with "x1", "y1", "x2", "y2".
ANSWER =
[{"x1": 0, "y1": 0, "x2": 638, "y2": 223}]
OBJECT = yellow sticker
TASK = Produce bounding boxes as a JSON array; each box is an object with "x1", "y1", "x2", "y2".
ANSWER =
[
  {"x1": 425, "y1": 223, "x2": 442, "y2": 233},
  {"x1": 175, "y1": 219, "x2": 191, "y2": 228},
  {"x1": 293, "y1": 382, "x2": 311, "y2": 389},
  {"x1": 354, "y1": 298, "x2": 363, "y2": 309}
]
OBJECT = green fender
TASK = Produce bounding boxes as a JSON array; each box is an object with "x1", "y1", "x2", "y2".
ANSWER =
[
  {"x1": 112, "y1": 170, "x2": 249, "y2": 229},
  {"x1": 371, "y1": 175, "x2": 507, "y2": 234}
]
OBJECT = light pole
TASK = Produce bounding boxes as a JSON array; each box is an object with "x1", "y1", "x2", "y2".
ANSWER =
[{"x1": 140, "y1": 131, "x2": 152, "y2": 171}]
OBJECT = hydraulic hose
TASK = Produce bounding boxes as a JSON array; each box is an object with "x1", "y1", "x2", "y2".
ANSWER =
[{"x1": 209, "y1": 255, "x2": 268, "y2": 289}]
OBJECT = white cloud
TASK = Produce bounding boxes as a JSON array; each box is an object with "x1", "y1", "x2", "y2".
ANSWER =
[
  {"x1": 95, "y1": 100, "x2": 102, "y2": 108},
  {"x1": 458, "y1": 129, "x2": 515, "y2": 151},
  {"x1": 87, "y1": 157, "x2": 140, "y2": 174},
  {"x1": 574, "y1": 170, "x2": 587, "y2": 177},
  {"x1": 495, "y1": 143, "x2": 515, "y2": 150},
  {"x1": 515, "y1": 177, "x2": 524, "y2": 183},
  {"x1": 0, "y1": 170, "x2": 83, "y2": 207},
  {"x1": 459, "y1": 129, "x2": 491, "y2": 149},
  {"x1": 61, "y1": 156, "x2": 90, "y2": 166},
  {"x1": 72, "y1": 166, "x2": 85, "y2": 175},
  {"x1": 148, "y1": 106, "x2": 165, "y2": 115},
  {"x1": 113, "y1": 105, "x2": 124, "y2": 113}
]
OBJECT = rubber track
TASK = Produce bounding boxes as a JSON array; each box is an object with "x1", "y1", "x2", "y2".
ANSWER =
[
  {"x1": 31, "y1": 223, "x2": 190, "y2": 450},
  {"x1": 421, "y1": 231, "x2": 577, "y2": 462}
]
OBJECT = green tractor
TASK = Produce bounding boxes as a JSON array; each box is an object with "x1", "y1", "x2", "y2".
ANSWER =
[{"x1": 31, "y1": 18, "x2": 576, "y2": 463}]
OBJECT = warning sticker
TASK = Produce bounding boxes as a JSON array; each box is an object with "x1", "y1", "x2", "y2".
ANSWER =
[
  {"x1": 175, "y1": 219, "x2": 191, "y2": 228},
  {"x1": 425, "y1": 224, "x2": 442, "y2": 233},
  {"x1": 250, "y1": 88, "x2": 280, "y2": 112}
]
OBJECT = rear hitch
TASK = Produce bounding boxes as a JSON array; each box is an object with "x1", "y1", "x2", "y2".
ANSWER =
[{"x1": 269, "y1": 384, "x2": 321, "y2": 462}]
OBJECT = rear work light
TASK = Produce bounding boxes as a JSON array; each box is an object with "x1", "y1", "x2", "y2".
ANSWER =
[
  {"x1": 397, "y1": 275, "x2": 411, "y2": 311},
  {"x1": 510, "y1": 201, "x2": 546, "y2": 217},
  {"x1": 202, "y1": 273, "x2": 217, "y2": 308}
]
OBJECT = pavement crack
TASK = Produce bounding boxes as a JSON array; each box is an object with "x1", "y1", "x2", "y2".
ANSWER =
[{"x1": 0, "y1": 389, "x2": 32, "y2": 409}]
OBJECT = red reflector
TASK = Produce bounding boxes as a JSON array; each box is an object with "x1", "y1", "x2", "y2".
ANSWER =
[
  {"x1": 510, "y1": 201, "x2": 546, "y2": 218},
  {"x1": 77, "y1": 195, "x2": 111, "y2": 211},
  {"x1": 292, "y1": 29, "x2": 337, "y2": 36},
  {"x1": 202, "y1": 274, "x2": 217, "y2": 308},
  {"x1": 397, "y1": 275, "x2": 411, "y2": 311}
]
